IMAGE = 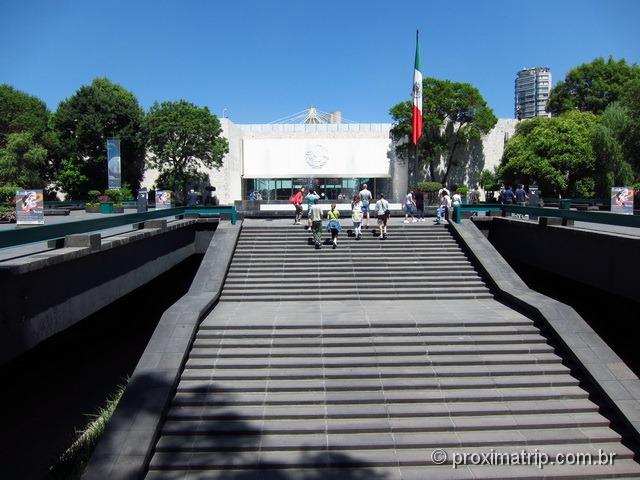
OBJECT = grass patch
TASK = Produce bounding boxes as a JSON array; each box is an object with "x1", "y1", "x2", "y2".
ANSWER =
[{"x1": 47, "y1": 379, "x2": 128, "y2": 480}]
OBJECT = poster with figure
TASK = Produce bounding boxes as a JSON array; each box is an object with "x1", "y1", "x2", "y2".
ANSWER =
[
  {"x1": 16, "y1": 189, "x2": 44, "y2": 225},
  {"x1": 107, "y1": 138, "x2": 121, "y2": 189},
  {"x1": 611, "y1": 187, "x2": 634, "y2": 215},
  {"x1": 155, "y1": 190, "x2": 172, "y2": 210}
]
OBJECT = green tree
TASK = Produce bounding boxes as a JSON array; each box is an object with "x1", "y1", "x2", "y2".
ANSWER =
[
  {"x1": 591, "y1": 103, "x2": 634, "y2": 199},
  {"x1": 390, "y1": 77, "x2": 497, "y2": 185},
  {"x1": 145, "y1": 100, "x2": 228, "y2": 202},
  {"x1": 547, "y1": 57, "x2": 640, "y2": 115},
  {"x1": 0, "y1": 85, "x2": 62, "y2": 189},
  {"x1": 53, "y1": 78, "x2": 146, "y2": 198},
  {"x1": 0, "y1": 84, "x2": 50, "y2": 147},
  {"x1": 0, "y1": 132, "x2": 48, "y2": 188},
  {"x1": 619, "y1": 77, "x2": 640, "y2": 179},
  {"x1": 499, "y1": 111, "x2": 598, "y2": 197}
]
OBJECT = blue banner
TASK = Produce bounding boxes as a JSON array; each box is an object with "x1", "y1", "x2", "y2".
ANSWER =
[{"x1": 107, "y1": 138, "x2": 121, "y2": 189}]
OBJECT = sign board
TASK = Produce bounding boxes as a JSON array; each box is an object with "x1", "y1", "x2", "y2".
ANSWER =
[
  {"x1": 155, "y1": 190, "x2": 172, "y2": 210},
  {"x1": 16, "y1": 189, "x2": 44, "y2": 225},
  {"x1": 611, "y1": 187, "x2": 634, "y2": 215},
  {"x1": 107, "y1": 138, "x2": 121, "y2": 189},
  {"x1": 137, "y1": 188, "x2": 148, "y2": 213},
  {"x1": 528, "y1": 186, "x2": 540, "y2": 207}
]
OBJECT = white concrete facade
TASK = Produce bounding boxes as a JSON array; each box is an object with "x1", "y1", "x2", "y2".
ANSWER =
[{"x1": 142, "y1": 117, "x2": 517, "y2": 205}]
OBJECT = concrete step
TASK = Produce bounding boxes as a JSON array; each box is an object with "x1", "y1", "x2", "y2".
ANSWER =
[
  {"x1": 197, "y1": 320, "x2": 536, "y2": 332},
  {"x1": 185, "y1": 352, "x2": 563, "y2": 369},
  {"x1": 193, "y1": 334, "x2": 547, "y2": 348},
  {"x1": 147, "y1": 456, "x2": 640, "y2": 479},
  {"x1": 188, "y1": 342, "x2": 553, "y2": 358},
  {"x1": 219, "y1": 293, "x2": 494, "y2": 302},
  {"x1": 222, "y1": 280, "x2": 487, "y2": 290},
  {"x1": 153, "y1": 426, "x2": 618, "y2": 452},
  {"x1": 181, "y1": 363, "x2": 569, "y2": 381},
  {"x1": 161, "y1": 411, "x2": 607, "y2": 436},
  {"x1": 171, "y1": 385, "x2": 590, "y2": 407},
  {"x1": 177, "y1": 374, "x2": 578, "y2": 394},
  {"x1": 225, "y1": 273, "x2": 484, "y2": 282}
]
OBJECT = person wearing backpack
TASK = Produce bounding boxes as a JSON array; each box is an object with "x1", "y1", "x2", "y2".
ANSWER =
[
  {"x1": 375, "y1": 193, "x2": 390, "y2": 240},
  {"x1": 326, "y1": 203, "x2": 342, "y2": 249},
  {"x1": 290, "y1": 187, "x2": 305, "y2": 225},
  {"x1": 304, "y1": 188, "x2": 320, "y2": 230}
]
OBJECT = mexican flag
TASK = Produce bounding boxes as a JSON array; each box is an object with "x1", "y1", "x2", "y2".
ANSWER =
[{"x1": 412, "y1": 31, "x2": 423, "y2": 145}]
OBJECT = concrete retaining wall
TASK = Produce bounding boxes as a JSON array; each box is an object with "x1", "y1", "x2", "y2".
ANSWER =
[
  {"x1": 0, "y1": 219, "x2": 218, "y2": 365},
  {"x1": 485, "y1": 217, "x2": 639, "y2": 302}
]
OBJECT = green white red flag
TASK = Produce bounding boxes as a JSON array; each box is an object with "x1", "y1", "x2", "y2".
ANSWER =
[{"x1": 412, "y1": 31, "x2": 423, "y2": 145}]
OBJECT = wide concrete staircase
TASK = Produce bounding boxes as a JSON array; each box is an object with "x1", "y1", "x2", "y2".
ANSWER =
[
  {"x1": 221, "y1": 224, "x2": 492, "y2": 301},
  {"x1": 145, "y1": 222, "x2": 640, "y2": 479}
]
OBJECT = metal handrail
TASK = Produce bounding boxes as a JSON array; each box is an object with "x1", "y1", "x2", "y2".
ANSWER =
[
  {"x1": 0, "y1": 206, "x2": 237, "y2": 249},
  {"x1": 453, "y1": 204, "x2": 640, "y2": 228}
]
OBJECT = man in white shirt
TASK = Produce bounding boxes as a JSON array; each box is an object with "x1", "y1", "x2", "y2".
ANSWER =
[
  {"x1": 359, "y1": 184, "x2": 372, "y2": 229},
  {"x1": 309, "y1": 198, "x2": 324, "y2": 249},
  {"x1": 403, "y1": 190, "x2": 417, "y2": 223},
  {"x1": 375, "y1": 193, "x2": 390, "y2": 240}
]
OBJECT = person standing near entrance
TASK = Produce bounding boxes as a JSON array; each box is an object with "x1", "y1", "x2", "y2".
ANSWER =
[
  {"x1": 359, "y1": 184, "x2": 372, "y2": 229},
  {"x1": 290, "y1": 187, "x2": 305, "y2": 225},
  {"x1": 375, "y1": 193, "x2": 390, "y2": 240},
  {"x1": 515, "y1": 184, "x2": 528, "y2": 206},
  {"x1": 351, "y1": 194, "x2": 363, "y2": 240},
  {"x1": 305, "y1": 188, "x2": 320, "y2": 230},
  {"x1": 403, "y1": 189, "x2": 417, "y2": 223},
  {"x1": 501, "y1": 185, "x2": 516, "y2": 205},
  {"x1": 326, "y1": 203, "x2": 341, "y2": 249},
  {"x1": 415, "y1": 189, "x2": 425, "y2": 221},
  {"x1": 310, "y1": 197, "x2": 324, "y2": 249}
]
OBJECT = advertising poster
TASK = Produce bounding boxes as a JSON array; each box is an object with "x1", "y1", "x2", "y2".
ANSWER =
[
  {"x1": 611, "y1": 187, "x2": 634, "y2": 215},
  {"x1": 155, "y1": 190, "x2": 172, "y2": 210},
  {"x1": 16, "y1": 189, "x2": 44, "y2": 225},
  {"x1": 107, "y1": 138, "x2": 121, "y2": 189}
]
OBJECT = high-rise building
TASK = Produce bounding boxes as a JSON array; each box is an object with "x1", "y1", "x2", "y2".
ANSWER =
[{"x1": 514, "y1": 67, "x2": 552, "y2": 119}]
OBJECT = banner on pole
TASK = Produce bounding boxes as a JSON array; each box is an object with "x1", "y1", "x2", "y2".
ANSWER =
[
  {"x1": 611, "y1": 187, "x2": 634, "y2": 215},
  {"x1": 16, "y1": 189, "x2": 44, "y2": 225},
  {"x1": 155, "y1": 190, "x2": 172, "y2": 210},
  {"x1": 107, "y1": 138, "x2": 121, "y2": 189}
]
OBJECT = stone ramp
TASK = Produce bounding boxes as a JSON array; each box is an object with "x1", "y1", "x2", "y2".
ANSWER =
[
  {"x1": 144, "y1": 300, "x2": 640, "y2": 479},
  {"x1": 221, "y1": 224, "x2": 493, "y2": 301}
]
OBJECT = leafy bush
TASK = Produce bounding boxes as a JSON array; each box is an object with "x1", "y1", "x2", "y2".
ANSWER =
[
  {"x1": 0, "y1": 205, "x2": 16, "y2": 222},
  {"x1": 456, "y1": 186, "x2": 469, "y2": 194},
  {"x1": 97, "y1": 194, "x2": 111, "y2": 203},
  {"x1": 105, "y1": 184, "x2": 133, "y2": 203},
  {"x1": 416, "y1": 181, "x2": 443, "y2": 192},
  {"x1": 0, "y1": 186, "x2": 19, "y2": 205},
  {"x1": 87, "y1": 190, "x2": 101, "y2": 201}
]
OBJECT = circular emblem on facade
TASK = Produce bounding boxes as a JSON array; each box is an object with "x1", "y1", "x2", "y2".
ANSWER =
[{"x1": 305, "y1": 144, "x2": 329, "y2": 169}]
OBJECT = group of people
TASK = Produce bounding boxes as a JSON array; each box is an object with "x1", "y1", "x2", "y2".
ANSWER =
[
  {"x1": 291, "y1": 184, "x2": 391, "y2": 249},
  {"x1": 497, "y1": 185, "x2": 529, "y2": 205}
]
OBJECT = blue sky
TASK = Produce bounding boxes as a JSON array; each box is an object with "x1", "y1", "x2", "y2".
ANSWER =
[{"x1": 1, "y1": 0, "x2": 639, "y2": 123}]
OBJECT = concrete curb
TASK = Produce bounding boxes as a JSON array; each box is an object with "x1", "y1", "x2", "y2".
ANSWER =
[
  {"x1": 81, "y1": 221, "x2": 242, "y2": 480},
  {"x1": 450, "y1": 219, "x2": 640, "y2": 447}
]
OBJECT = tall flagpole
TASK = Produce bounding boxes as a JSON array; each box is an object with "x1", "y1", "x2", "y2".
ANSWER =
[{"x1": 413, "y1": 30, "x2": 422, "y2": 186}]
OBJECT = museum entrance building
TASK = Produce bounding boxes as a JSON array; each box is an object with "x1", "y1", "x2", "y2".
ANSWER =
[{"x1": 200, "y1": 113, "x2": 406, "y2": 205}]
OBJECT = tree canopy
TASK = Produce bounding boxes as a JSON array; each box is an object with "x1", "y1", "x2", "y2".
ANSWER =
[
  {"x1": 53, "y1": 78, "x2": 146, "y2": 198},
  {"x1": 498, "y1": 111, "x2": 598, "y2": 197},
  {"x1": 0, "y1": 85, "x2": 57, "y2": 188},
  {"x1": 390, "y1": 77, "x2": 497, "y2": 185},
  {"x1": 145, "y1": 100, "x2": 228, "y2": 201},
  {"x1": 547, "y1": 57, "x2": 640, "y2": 116},
  {"x1": 0, "y1": 84, "x2": 50, "y2": 147}
]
